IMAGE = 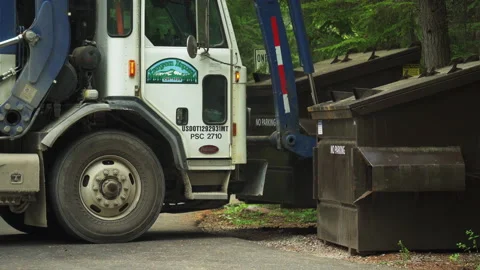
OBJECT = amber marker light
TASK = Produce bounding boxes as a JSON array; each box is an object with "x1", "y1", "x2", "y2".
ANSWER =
[
  {"x1": 129, "y1": 60, "x2": 136, "y2": 77},
  {"x1": 235, "y1": 71, "x2": 240, "y2": 82}
]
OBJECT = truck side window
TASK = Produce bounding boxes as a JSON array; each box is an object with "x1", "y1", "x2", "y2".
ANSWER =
[
  {"x1": 107, "y1": 0, "x2": 133, "y2": 37},
  {"x1": 208, "y1": 1, "x2": 227, "y2": 48},
  {"x1": 145, "y1": 0, "x2": 227, "y2": 48},
  {"x1": 203, "y1": 75, "x2": 227, "y2": 125}
]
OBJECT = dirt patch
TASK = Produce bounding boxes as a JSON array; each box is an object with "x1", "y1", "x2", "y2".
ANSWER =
[{"x1": 196, "y1": 207, "x2": 480, "y2": 270}]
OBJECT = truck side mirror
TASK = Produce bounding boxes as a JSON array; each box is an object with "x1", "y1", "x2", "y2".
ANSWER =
[
  {"x1": 186, "y1": 35, "x2": 198, "y2": 59},
  {"x1": 196, "y1": 0, "x2": 210, "y2": 52}
]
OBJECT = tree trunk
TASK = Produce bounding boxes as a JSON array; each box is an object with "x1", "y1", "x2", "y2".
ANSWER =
[{"x1": 418, "y1": 0, "x2": 451, "y2": 70}]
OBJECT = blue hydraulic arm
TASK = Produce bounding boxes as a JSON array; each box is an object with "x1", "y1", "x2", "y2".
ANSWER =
[
  {"x1": 287, "y1": 0, "x2": 319, "y2": 105},
  {"x1": 253, "y1": 0, "x2": 316, "y2": 158},
  {"x1": 0, "y1": 0, "x2": 70, "y2": 138}
]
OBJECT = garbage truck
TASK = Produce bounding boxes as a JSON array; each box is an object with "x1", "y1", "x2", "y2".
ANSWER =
[{"x1": 0, "y1": 0, "x2": 317, "y2": 243}]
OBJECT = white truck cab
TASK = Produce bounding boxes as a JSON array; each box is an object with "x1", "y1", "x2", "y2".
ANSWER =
[{"x1": 96, "y1": 0, "x2": 246, "y2": 164}]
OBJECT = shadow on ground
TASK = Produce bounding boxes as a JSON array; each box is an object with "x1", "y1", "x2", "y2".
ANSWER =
[{"x1": 0, "y1": 229, "x2": 226, "y2": 247}]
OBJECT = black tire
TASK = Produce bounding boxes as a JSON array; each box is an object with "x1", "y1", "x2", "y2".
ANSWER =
[{"x1": 49, "y1": 130, "x2": 165, "y2": 243}]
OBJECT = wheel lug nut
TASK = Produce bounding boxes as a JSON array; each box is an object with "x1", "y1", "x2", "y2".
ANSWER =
[
  {"x1": 123, "y1": 187, "x2": 129, "y2": 191},
  {"x1": 93, "y1": 186, "x2": 99, "y2": 192},
  {"x1": 104, "y1": 202, "x2": 110, "y2": 207},
  {"x1": 103, "y1": 170, "x2": 109, "y2": 175},
  {"x1": 96, "y1": 196, "x2": 102, "y2": 201},
  {"x1": 113, "y1": 169, "x2": 119, "y2": 175},
  {"x1": 96, "y1": 176, "x2": 102, "y2": 181},
  {"x1": 120, "y1": 176, "x2": 126, "y2": 182},
  {"x1": 114, "y1": 202, "x2": 119, "y2": 207},
  {"x1": 120, "y1": 195, "x2": 126, "y2": 200}
]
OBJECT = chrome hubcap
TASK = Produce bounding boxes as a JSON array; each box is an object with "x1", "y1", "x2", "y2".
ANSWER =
[
  {"x1": 101, "y1": 179, "x2": 122, "y2": 200},
  {"x1": 79, "y1": 155, "x2": 141, "y2": 220}
]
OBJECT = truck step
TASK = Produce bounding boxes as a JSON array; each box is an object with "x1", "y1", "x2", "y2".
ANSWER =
[{"x1": 191, "y1": 192, "x2": 228, "y2": 200}]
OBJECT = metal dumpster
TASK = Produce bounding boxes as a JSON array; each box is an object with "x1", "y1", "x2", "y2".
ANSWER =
[
  {"x1": 240, "y1": 46, "x2": 421, "y2": 207},
  {"x1": 309, "y1": 57, "x2": 480, "y2": 254}
]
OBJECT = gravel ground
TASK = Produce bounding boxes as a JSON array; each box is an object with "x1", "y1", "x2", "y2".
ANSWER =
[{"x1": 196, "y1": 210, "x2": 480, "y2": 270}]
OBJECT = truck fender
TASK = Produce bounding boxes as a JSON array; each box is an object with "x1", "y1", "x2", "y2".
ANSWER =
[{"x1": 40, "y1": 97, "x2": 187, "y2": 169}]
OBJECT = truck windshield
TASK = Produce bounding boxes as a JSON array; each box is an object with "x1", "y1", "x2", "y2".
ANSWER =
[{"x1": 145, "y1": 0, "x2": 226, "y2": 48}]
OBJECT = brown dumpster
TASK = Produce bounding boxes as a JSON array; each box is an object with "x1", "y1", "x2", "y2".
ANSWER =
[{"x1": 309, "y1": 57, "x2": 480, "y2": 254}]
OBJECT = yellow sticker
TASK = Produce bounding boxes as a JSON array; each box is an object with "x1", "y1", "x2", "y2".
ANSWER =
[
  {"x1": 403, "y1": 64, "x2": 421, "y2": 77},
  {"x1": 19, "y1": 84, "x2": 37, "y2": 104}
]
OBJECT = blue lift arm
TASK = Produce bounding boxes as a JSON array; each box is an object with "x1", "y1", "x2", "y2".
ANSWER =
[
  {"x1": 0, "y1": 0, "x2": 70, "y2": 138},
  {"x1": 253, "y1": 0, "x2": 316, "y2": 158}
]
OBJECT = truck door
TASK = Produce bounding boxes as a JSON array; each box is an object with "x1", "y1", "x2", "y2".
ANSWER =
[{"x1": 141, "y1": 0, "x2": 232, "y2": 159}]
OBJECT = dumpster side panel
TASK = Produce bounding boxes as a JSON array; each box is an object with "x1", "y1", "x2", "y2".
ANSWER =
[
  {"x1": 316, "y1": 139, "x2": 356, "y2": 203},
  {"x1": 317, "y1": 201, "x2": 358, "y2": 249},
  {"x1": 356, "y1": 192, "x2": 480, "y2": 253},
  {"x1": 315, "y1": 118, "x2": 357, "y2": 202}
]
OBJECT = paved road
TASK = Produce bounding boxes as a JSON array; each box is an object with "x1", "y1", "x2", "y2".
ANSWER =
[{"x1": 0, "y1": 213, "x2": 394, "y2": 270}]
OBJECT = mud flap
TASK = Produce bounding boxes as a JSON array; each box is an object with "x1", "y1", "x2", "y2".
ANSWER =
[
  {"x1": 236, "y1": 159, "x2": 268, "y2": 197},
  {"x1": 25, "y1": 152, "x2": 47, "y2": 227}
]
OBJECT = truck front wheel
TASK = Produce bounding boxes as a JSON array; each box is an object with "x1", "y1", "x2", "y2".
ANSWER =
[{"x1": 49, "y1": 130, "x2": 165, "y2": 243}]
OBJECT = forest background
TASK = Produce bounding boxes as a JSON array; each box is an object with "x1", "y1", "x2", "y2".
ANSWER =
[{"x1": 226, "y1": 0, "x2": 480, "y2": 77}]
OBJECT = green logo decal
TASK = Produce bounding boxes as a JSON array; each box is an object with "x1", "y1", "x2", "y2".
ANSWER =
[{"x1": 146, "y1": 58, "x2": 198, "y2": 84}]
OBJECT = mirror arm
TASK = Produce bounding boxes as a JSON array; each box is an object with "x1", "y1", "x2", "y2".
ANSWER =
[
  {"x1": 205, "y1": 0, "x2": 210, "y2": 52},
  {"x1": 196, "y1": 0, "x2": 210, "y2": 52}
]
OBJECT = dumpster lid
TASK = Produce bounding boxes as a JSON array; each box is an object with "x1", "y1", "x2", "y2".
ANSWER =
[
  {"x1": 247, "y1": 46, "x2": 421, "y2": 96},
  {"x1": 309, "y1": 57, "x2": 480, "y2": 119}
]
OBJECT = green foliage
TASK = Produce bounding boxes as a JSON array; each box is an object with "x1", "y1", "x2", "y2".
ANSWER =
[
  {"x1": 225, "y1": 0, "x2": 263, "y2": 79},
  {"x1": 398, "y1": 240, "x2": 411, "y2": 261},
  {"x1": 304, "y1": 0, "x2": 417, "y2": 59},
  {"x1": 446, "y1": 0, "x2": 480, "y2": 58},
  {"x1": 449, "y1": 253, "x2": 460, "y2": 262},
  {"x1": 450, "y1": 230, "x2": 480, "y2": 268},
  {"x1": 315, "y1": 37, "x2": 368, "y2": 58},
  {"x1": 301, "y1": 0, "x2": 417, "y2": 59},
  {"x1": 221, "y1": 203, "x2": 267, "y2": 226},
  {"x1": 279, "y1": 207, "x2": 317, "y2": 223},
  {"x1": 457, "y1": 229, "x2": 479, "y2": 253},
  {"x1": 220, "y1": 203, "x2": 316, "y2": 227}
]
